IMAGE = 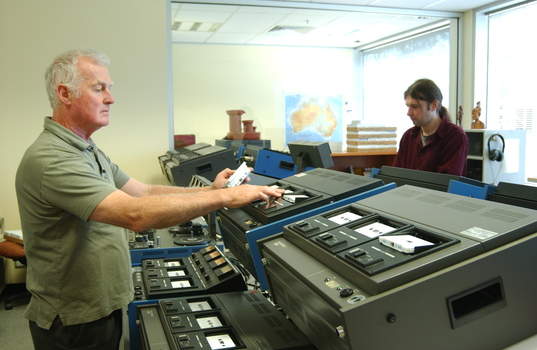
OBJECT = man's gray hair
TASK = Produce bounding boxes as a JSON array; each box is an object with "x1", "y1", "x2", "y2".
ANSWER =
[{"x1": 45, "y1": 49, "x2": 110, "y2": 110}]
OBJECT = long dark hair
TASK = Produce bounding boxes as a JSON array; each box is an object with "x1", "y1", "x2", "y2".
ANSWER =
[{"x1": 404, "y1": 79, "x2": 452, "y2": 122}]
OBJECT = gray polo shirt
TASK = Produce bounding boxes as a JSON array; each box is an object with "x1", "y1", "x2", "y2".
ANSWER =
[{"x1": 16, "y1": 117, "x2": 133, "y2": 329}]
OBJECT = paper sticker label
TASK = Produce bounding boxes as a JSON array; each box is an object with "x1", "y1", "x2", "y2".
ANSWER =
[{"x1": 461, "y1": 227, "x2": 498, "y2": 240}]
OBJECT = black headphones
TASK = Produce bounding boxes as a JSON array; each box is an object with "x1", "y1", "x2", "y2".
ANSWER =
[{"x1": 488, "y1": 133, "x2": 505, "y2": 162}]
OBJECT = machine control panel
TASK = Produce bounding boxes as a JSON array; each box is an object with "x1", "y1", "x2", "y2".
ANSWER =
[
  {"x1": 278, "y1": 202, "x2": 475, "y2": 295},
  {"x1": 241, "y1": 181, "x2": 332, "y2": 225},
  {"x1": 137, "y1": 291, "x2": 315, "y2": 350},
  {"x1": 132, "y1": 245, "x2": 245, "y2": 300}
]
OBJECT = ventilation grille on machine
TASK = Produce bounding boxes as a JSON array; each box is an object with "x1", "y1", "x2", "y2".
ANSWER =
[
  {"x1": 417, "y1": 193, "x2": 452, "y2": 206},
  {"x1": 275, "y1": 326, "x2": 303, "y2": 343},
  {"x1": 480, "y1": 208, "x2": 530, "y2": 223},
  {"x1": 262, "y1": 314, "x2": 285, "y2": 328},
  {"x1": 446, "y1": 200, "x2": 487, "y2": 213},
  {"x1": 392, "y1": 187, "x2": 422, "y2": 198},
  {"x1": 242, "y1": 291, "x2": 261, "y2": 303},
  {"x1": 252, "y1": 302, "x2": 272, "y2": 315}
]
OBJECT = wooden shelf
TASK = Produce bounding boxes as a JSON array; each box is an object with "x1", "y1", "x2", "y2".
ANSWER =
[
  {"x1": 330, "y1": 151, "x2": 397, "y2": 172},
  {"x1": 332, "y1": 151, "x2": 397, "y2": 157}
]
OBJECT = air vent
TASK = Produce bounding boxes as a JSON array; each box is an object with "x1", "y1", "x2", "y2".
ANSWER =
[
  {"x1": 393, "y1": 187, "x2": 422, "y2": 198},
  {"x1": 480, "y1": 208, "x2": 529, "y2": 223},
  {"x1": 446, "y1": 200, "x2": 487, "y2": 213},
  {"x1": 252, "y1": 303, "x2": 272, "y2": 315},
  {"x1": 268, "y1": 25, "x2": 315, "y2": 34},
  {"x1": 172, "y1": 21, "x2": 220, "y2": 32},
  {"x1": 418, "y1": 193, "x2": 451, "y2": 205}
]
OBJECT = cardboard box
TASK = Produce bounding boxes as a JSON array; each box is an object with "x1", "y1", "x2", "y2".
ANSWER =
[
  {"x1": 347, "y1": 126, "x2": 397, "y2": 132},
  {"x1": 346, "y1": 131, "x2": 397, "y2": 139},
  {"x1": 347, "y1": 139, "x2": 397, "y2": 146},
  {"x1": 347, "y1": 145, "x2": 397, "y2": 153}
]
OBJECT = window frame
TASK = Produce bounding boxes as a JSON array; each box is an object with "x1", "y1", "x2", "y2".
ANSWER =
[
  {"x1": 473, "y1": 0, "x2": 534, "y2": 126},
  {"x1": 355, "y1": 17, "x2": 462, "y2": 129},
  {"x1": 474, "y1": 0, "x2": 536, "y2": 183}
]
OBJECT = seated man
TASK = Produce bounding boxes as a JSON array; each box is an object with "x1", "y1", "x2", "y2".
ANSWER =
[{"x1": 393, "y1": 79, "x2": 468, "y2": 176}]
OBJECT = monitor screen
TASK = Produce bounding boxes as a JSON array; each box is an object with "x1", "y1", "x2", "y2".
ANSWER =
[{"x1": 288, "y1": 141, "x2": 334, "y2": 173}]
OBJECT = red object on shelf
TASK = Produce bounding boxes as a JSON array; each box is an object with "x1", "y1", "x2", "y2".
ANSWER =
[
  {"x1": 226, "y1": 110, "x2": 260, "y2": 140},
  {"x1": 174, "y1": 134, "x2": 196, "y2": 149}
]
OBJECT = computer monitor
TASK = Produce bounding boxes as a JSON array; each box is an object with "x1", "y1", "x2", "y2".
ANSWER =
[
  {"x1": 373, "y1": 166, "x2": 485, "y2": 192},
  {"x1": 288, "y1": 141, "x2": 334, "y2": 173},
  {"x1": 487, "y1": 182, "x2": 537, "y2": 210}
]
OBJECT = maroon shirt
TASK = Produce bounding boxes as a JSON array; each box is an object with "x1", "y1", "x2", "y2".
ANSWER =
[{"x1": 393, "y1": 115, "x2": 469, "y2": 176}]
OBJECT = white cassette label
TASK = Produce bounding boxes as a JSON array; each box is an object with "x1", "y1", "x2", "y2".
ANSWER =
[
  {"x1": 207, "y1": 334, "x2": 236, "y2": 349},
  {"x1": 171, "y1": 280, "x2": 192, "y2": 288},
  {"x1": 197, "y1": 316, "x2": 223, "y2": 329},
  {"x1": 329, "y1": 211, "x2": 362, "y2": 225},
  {"x1": 355, "y1": 222, "x2": 395, "y2": 238},
  {"x1": 188, "y1": 301, "x2": 212, "y2": 311},
  {"x1": 167, "y1": 270, "x2": 186, "y2": 277}
]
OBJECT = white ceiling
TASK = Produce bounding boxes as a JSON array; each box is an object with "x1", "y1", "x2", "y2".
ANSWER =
[{"x1": 170, "y1": 0, "x2": 498, "y2": 48}]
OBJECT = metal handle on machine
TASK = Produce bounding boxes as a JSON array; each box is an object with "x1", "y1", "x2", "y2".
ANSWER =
[
  {"x1": 336, "y1": 325, "x2": 345, "y2": 338},
  {"x1": 195, "y1": 162, "x2": 213, "y2": 174}
]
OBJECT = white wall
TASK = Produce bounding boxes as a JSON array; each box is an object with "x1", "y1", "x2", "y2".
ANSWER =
[
  {"x1": 172, "y1": 44, "x2": 355, "y2": 151},
  {"x1": 0, "y1": 0, "x2": 171, "y2": 230}
]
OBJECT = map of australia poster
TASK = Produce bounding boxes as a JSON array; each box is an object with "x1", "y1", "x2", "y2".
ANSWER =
[{"x1": 284, "y1": 94, "x2": 344, "y2": 150}]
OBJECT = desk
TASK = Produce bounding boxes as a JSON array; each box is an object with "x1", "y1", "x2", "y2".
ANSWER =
[{"x1": 330, "y1": 151, "x2": 397, "y2": 173}]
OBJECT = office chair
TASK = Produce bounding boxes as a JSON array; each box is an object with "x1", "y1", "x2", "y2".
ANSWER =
[{"x1": 0, "y1": 240, "x2": 31, "y2": 310}]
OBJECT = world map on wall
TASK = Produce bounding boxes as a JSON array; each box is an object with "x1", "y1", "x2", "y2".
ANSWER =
[{"x1": 285, "y1": 94, "x2": 344, "y2": 144}]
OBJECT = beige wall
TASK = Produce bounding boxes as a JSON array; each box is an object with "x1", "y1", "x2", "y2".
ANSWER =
[
  {"x1": 172, "y1": 44, "x2": 355, "y2": 151},
  {"x1": 0, "y1": 0, "x2": 172, "y2": 230}
]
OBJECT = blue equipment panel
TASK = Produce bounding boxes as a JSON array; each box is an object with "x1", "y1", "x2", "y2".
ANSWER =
[{"x1": 253, "y1": 148, "x2": 313, "y2": 179}]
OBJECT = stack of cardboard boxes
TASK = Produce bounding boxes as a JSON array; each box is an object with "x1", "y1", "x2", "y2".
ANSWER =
[{"x1": 346, "y1": 121, "x2": 397, "y2": 153}]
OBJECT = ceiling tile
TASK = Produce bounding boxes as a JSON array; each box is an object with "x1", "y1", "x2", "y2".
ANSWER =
[
  {"x1": 174, "y1": 10, "x2": 234, "y2": 23},
  {"x1": 369, "y1": 0, "x2": 435, "y2": 10},
  {"x1": 207, "y1": 32, "x2": 259, "y2": 44},
  {"x1": 424, "y1": 0, "x2": 496, "y2": 12},
  {"x1": 170, "y1": 0, "x2": 502, "y2": 48},
  {"x1": 176, "y1": 3, "x2": 240, "y2": 12},
  {"x1": 171, "y1": 31, "x2": 214, "y2": 43},
  {"x1": 218, "y1": 11, "x2": 287, "y2": 33}
]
